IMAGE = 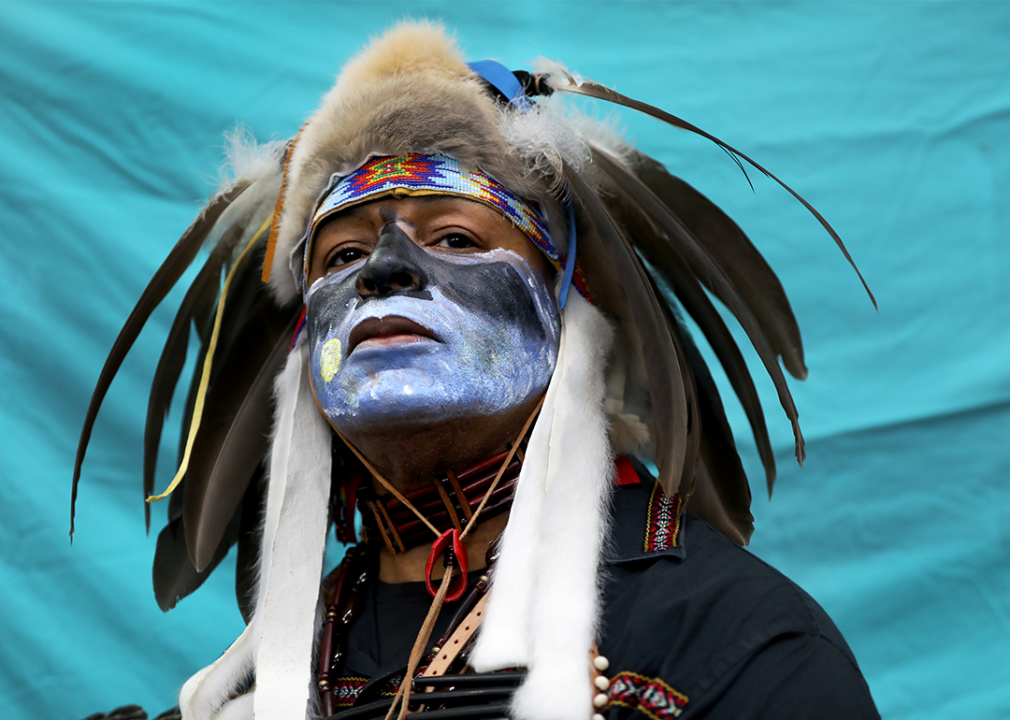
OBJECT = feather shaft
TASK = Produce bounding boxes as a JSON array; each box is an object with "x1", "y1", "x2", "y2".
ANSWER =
[{"x1": 549, "y1": 77, "x2": 875, "y2": 309}]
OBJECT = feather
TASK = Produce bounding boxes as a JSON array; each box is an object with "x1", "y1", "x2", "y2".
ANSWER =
[
  {"x1": 564, "y1": 167, "x2": 690, "y2": 498},
  {"x1": 653, "y1": 279, "x2": 702, "y2": 505},
  {"x1": 165, "y1": 253, "x2": 240, "y2": 526},
  {"x1": 633, "y1": 154, "x2": 808, "y2": 381},
  {"x1": 145, "y1": 166, "x2": 281, "y2": 531},
  {"x1": 616, "y1": 183, "x2": 755, "y2": 534},
  {"x1": 545, "y1": 75, "x2": 876, "y2": 310},
  {"x1": 586, "y1": 166, "x2": 755, "y2": 529},
  {"x1": 143, "y1": 250, "x2": 226, "y2": 532},
  {"x1": 167, "y1": 478, "x2": 186, "y2": 525},
  {"x1": 677, "y1": 314, "x2": 755, "y2": 543},
  {"x1": 143, "y1": 218, "x2": 254, "y2": 529},
  {"x1": 165, "y1": 241, "x2": 254, "y2": 529},
  {"x1": 235, "y1": 467, "x2": 266, "y2": 625},
  {"x1": 591, "y1": 149, "x2": 806, "y2": 473},
  {"x1": 599, "y1": 159, "x2": 777, "y2": 486},
  {"x1": 70, "y1": 183, "x2": 250, "y2": 539},
  {"x1": 145, "y1": 215, "x2": 273, "y2": 507},
  {"x1": 170, "y1": 217, "x2": 290, "y2": 570},
  {"x1": 151, "y1": 463, "x2": 265, "y2": 615},
  {"x1": 152, "y1": 504, "x2": 240, "y2": 613},
  {"x1": 184, "y1": 308, "x2": 298, "y2": 571}
]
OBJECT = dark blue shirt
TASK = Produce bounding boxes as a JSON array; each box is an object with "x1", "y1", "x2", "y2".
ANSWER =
[{"x1": 338, "y1": 464, "x2": 880, "y2": 719}]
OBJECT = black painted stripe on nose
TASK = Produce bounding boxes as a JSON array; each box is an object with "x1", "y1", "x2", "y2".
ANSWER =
[{"x1": 355, "y1": 223, "x2": 430, "y2": 297}]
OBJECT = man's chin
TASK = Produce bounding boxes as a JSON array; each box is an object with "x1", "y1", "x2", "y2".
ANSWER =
[
  {"x1": 323, "y1": 387, "x2": 526, "y2": 438},
  {"x1": 325, "y1": 388, "x2": 471, "y2": 434}
]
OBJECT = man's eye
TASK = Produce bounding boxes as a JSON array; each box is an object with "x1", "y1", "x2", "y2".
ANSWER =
[
  {"x1": 329, "y1": 247, "x2": 367, "y2": 267},
  {"x1": 437, "y1": 233, "x2": 475, "y2": 249}
]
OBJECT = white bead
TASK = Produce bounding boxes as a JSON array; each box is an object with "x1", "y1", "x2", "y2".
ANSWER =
[
  {"x1": 593, "y1": 715, "x2": 606, "y2": 720},
  {"x1": 593, "y1": 693, "x2": 609, "y2": 708},
  {"x1": 594, "y1": 675, "x2": 610, "y2": 691},
  {"x1": 593, "y1": 655, "x2": 610, "y2": 672}
]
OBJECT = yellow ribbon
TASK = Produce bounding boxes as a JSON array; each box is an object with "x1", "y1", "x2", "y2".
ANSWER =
[{"x1": 147, "y1": 215, "x2": 273, "y2": 503}]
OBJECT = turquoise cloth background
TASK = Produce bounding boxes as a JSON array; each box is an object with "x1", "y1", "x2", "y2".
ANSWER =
[{"x1": 2, "y1": 2, "x2": 1008, "y2": 718}]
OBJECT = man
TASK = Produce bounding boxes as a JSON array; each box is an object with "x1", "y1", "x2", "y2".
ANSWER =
[{"x1": 74, "y1": 21, "x2": 879, "y2": 720}]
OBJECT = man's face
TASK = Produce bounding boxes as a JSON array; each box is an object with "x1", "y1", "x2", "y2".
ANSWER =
[{"x1": 305, "y1": 196, "x2": 560, "y2": 434}]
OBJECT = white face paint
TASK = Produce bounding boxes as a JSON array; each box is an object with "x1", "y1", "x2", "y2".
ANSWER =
[{"x1": 305, "y1": 224, "x2": 560, "y2": 434}]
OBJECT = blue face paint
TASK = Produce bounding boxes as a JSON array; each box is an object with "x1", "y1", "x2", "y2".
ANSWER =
[{"x1": 305, "y1": 222, "x2": 560, "y2": 434}]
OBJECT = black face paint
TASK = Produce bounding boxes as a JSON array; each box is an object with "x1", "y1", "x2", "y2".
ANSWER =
[
  {"x1": 353, "y1": 222, "x2": 432, "y2": 305},
  {"x1": 305, "y1": 227, "x2": 560, "y2": 432}
]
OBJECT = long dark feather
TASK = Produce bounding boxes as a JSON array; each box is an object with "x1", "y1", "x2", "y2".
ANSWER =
[
  {"x1": 184, "y1": 307, "x2": 296, "y2": 571},
  {"x1": 659, "y1": 289, "x2": 702, "y2": 504},
  {"x1": 143, "y1": 253, "x2": 226, "y2": 532},
  {"x1": 564, "y1": 167, "x2": 690, "y2": 498},
  {"x1": 677, "y1": 311, "x2": 754, "y2": 543},
  {"x1": 647, "y1": 256, "x2": 754, "y2": 532},
  {"x1": 165, "y1": 221, "x2": 265, "y2": 525},
  {"x1": 166, "y1": 280, "x2": 220, "y2": 526},
  {"x1": 591, "y1": 149, "x2": 805, "y2": 473},
  {"x1": 633, "y1": 154, "x2": 807, "y2": 380},
  {"x1": 71, "y1": 183, "x2": 250, "y2": 539},
  {"x1": 152, "y1": 502, "x2": 241, "y2": 613},
  {"x1": 168, "y1": 231, "x2": 280, "y2": 568},
  {"x1": 212, "y1": 238, "x2": 278, "y2": 365},
  {"x1": 600, "y1": 162, "x2": 777, "y2": 486},
  {"x1": 548, "y1": 76, "x2": 876, "y2": 309},
  {"x1": 234, "y1": 466, "x2": 266, "y2": 625},
  {"x1": 143, "y1": 219, "x2": 252, "y2": 528}
]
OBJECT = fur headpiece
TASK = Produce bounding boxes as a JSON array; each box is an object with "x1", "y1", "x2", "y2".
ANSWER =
[{"x1": 70, "y1": 20, "x2": 871, "y2": 720}]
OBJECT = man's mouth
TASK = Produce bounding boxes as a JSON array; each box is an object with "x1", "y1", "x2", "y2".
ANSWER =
[{"x1": 347, "y1": 316, "x2": 438, "y2": 354}]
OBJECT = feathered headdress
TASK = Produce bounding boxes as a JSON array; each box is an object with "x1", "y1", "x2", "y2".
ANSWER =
[{"x1": 70, "y1": 20, "x2": 871, "y2": 720}]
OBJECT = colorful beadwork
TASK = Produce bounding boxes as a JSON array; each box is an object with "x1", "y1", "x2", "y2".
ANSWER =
[
  {"x1": 608, "y1": 671, "x2": 689, "y2": 720},
  {"x1": 569, "y1": 261, "x2": 593, "y2": 304},
  {"x1": 645, "y1": 480, "x2": 683, "y2": 552},
  {"x1": 329, "y1": 668, "x2": 429, "y2": 708},
  {"x1": 329, "y1": 676, "x2": 368, "y2": 708},
  {"x1": 309, "y1": 154, "x2": 556, "y2": 260}
]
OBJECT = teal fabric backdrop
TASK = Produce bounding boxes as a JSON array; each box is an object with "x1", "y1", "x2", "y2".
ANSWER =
[{"x1": 2, "y1": 2, "x2": 1008, "y2": 718}]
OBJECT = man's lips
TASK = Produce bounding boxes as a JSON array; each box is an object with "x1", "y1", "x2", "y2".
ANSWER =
[{"x1": 347, "y1": 316, "x2": 438, "y2": 354}]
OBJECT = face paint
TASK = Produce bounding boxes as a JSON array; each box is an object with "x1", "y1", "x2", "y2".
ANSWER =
[{"x1": 306, "y1": 221, "x2": 560, "y2": 434}]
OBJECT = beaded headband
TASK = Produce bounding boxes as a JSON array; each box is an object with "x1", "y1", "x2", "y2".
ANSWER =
[{"x1": 303, "y1": 154, "x2": 558, "y2": 287}]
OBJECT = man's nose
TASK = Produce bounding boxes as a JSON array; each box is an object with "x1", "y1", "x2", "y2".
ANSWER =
[{"x1": 355, "y1": 223, "x2": 429, "y2": 297}]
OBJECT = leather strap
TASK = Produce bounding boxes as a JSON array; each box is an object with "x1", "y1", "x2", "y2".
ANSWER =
[{"x1": 422, "y1": 594, "x2": 489, "y2": 681}]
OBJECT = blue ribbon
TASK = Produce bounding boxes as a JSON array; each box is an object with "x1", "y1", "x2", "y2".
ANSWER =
[
  {"x1": 557, "y1": 195, "x2": 577, "y2": 311},
  {"x1": 469, "y1": 58, "x2": 576, "y2": 309},
  {"x1": 468, "y1": 59, "x2": 532, "y2": 112}
]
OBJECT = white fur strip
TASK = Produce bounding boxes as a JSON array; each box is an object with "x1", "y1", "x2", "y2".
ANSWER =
[
  {"x1": 470, "y1": 312, "x2": 565, "y2": 669},
  {"x1": 179, "y1": 623, "x2": 256, "y2": 719},
  {"x1": 214, "y1": 693, "x2": 255, "y2": 720},
  {"x1": 180, "y1": 343, "x2": 331, "y2": 720},
  {"x1": 254, "y1": 342, "x2": 332, "y2": 720},
  {"x1": 514, "y1": 293, "x2": 614, "y2": 720},
  {"x1": 472, "y1": 293, "x2": 614, "y2": 720}
]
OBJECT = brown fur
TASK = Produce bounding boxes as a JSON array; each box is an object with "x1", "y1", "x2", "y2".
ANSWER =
[{"x1": 270, "y1": 22, "x2": 565, "y2": 304}]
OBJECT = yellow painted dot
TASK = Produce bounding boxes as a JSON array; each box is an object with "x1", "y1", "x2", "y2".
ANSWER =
[{"x1": 321, "y1": 338, "x2": 342, "y2": 382}]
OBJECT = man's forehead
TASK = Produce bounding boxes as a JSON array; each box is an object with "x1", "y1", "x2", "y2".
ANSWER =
[{"x1": 322, "y1": 194, "x2": 505, "y2": 226}]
